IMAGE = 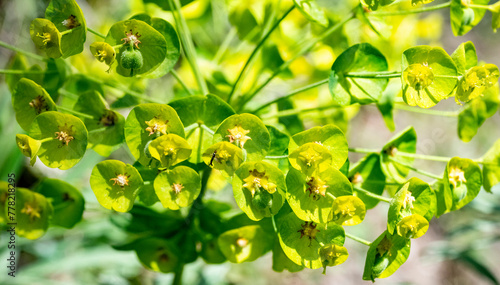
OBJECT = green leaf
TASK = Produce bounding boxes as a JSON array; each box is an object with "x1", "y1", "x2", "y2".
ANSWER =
[
  {"x1": 201, "y1": 238, "x2": 227, "y2": 264},
  {"x1": 286, "y1": 167, "x2": 352, "y2": 224},
  {"x1": 15, "y1": 188, "x2": 53, "y2": 240},
  {"x1": 458, "y1": 84, "x2": 500, "y2": 142},
  {"x1": 329, "y1": 195, "x2": 366, "y2": 226},
  {"x1": 45, "y1": 0, "x2": 87, "y2": 58},
  {"x1": 218, "y1": 225, "x2": 274, "y2": 263},
  {"x1": 169, "y1": 94, "x2": 235, "y2": 164},
  {"x1": 130, "y1": 14, "x2": 181, "y2": 78},
  {"x1": 90, "y1": 160, "x2": 143, "y2": 212},
  {"x1": 456, "y1": 64, "x2": 500, "y2": 104},
  {"x1": 110, "y1": 205, "x2": 183, "y2": 235},
  {"x1": 288, "y1": 142, "x2": 333, "y2": 176},
  {"x1": 148, "y1": 134, "x2": 192, "y2": 168},
  {"x1": 377, "y1": 82, "x2": 398, "y2": 132},
  {"x1": 444, "y1": 157, "x2": 482, "y2": 211},
  {"x1": 29, "y1": 111, "x2": 88, "y2": 170},
  {"x1": 450, "y1": 0, "x2": 489, "y2": 36},
  {"x1": 43, "y1": 58, "x2": 69, "y2": 98},
  {"x1": 387, "y1": 178, "x2": 435, "y2": 237},
  {"x1": 329, "y1": 43, "x2": 389, "y2": 105},
  {"x1": 402, "y1": 46, "x2": 458, "y2": 108},
  {"x1": 0, "y1": 181, "x2": 11, "y2": 224},
  {"x1": 34, "y1": 178, "x2": 84, "y2": 228},
  {"x1": 492, "y1": 2, "x2": 500, "y2": 32},
  {"x1": 214, "y1": 114, "x2": 270, "y2": 161},
  {"x1": 293, "y1": 0, "x2": 328, "y2": 27},
  {"x1": 272, "y1": 239, "x2": 304, "y2": 273},
  {"x1": 451, "y1": 41, "x2": 477, "y2": 75},
  {"x1": 12, "y1": 78, "x2": 57, "y2": 131},
  {"x1": 232, "y1": 161, "x2": 286, "y2": 221},
  {"x1": 380, "y1": 126, "x2": 417, "y2": 183},
  {"x1": 134, "y1": 237, "x2": 180, "y2": 273},
  {"x1": 288, "y1": 124, "x2": 348, "y2": 169},
  {"x1": 396, "y1": 214, "x2": 429, "y2": 239},
  {"x1": 349, "y1": 153, "x2": 386, "y2": 209},
  {"x1": 30, "y1": 18, "x2": 62, "y2": 58},
  {"x1": 266, "y1": 125, "x2": 290, "y2": 156},
  {"x1": 143, "y1": 0, "x2": 194, "y2": 11},
  {"x1": 202, "y1": 142, "x2": 244, "y2": 176},
  {"x1": 105, "y1": 19, "x2": 167, "y2": 76},
  {"x1": 5, "y1": 54, "x2": 43, "y2": 92},
  {"x1": 276, "y1": 211, "x2": 345, "y2": 269},
  {"x1": 73, "y1": 90, "x2": 125, "y2": 157},
  {"x1": 124, "y1": 103, "x2": 185, "y2": 167},
  {"x1": 362, "y1": 230, "x2": 411, "y2": 281},
  {"x1": 154, "y1": 166, "x2": 201, "y2": 210},
  {"x1": 482, "y1": 139, "x2": 500, "y2": 193},
  {"x1": 361, "y1": 0, "x2": 396, "y2": 11}
]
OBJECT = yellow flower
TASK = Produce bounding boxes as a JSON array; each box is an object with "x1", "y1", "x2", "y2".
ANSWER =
[
  {"x1": 145, "y1": 117, "x2": 169, "y2": 136},
  {"x1": 242, "y1": 169, "x2": 277, "y2": 196},
  {"x1": 448, "y1": 167, "x2": 466, "y2": 188},
  {"x1": 226, "y1": 125, "x2": 251, "y2": 147}
]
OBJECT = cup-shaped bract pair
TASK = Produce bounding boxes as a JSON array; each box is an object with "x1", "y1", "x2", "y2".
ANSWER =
[
  {"x1": 12, "y1": 78, "x2": 57, "y2": 131},
  {"x1": 277, "y1": 212, "x2": 347, "y2": 270},
  {"x1": 105, "y1": 19, "x2": 167, "y2": 76},
  {"x1": 125, "y1": 103, "x2": 185, "y2": 167},
  {"x1": 149, "y1": 134, "x2": 192, "y2": 168},
  {"x1": 218, "y1": 225, "x2": 274, "y2": 263},
  {"x1": 90, "y1": 42, "x2": 116, "y2": 70},
  {"x1": 90, "y1": 160, "x2": 143, "y2": 212},
  {"x1": 349, "y1": 153, "x2": 386, "y2": 209},
  {"x1": 402, "y1": 46, "x2": 458, "y2": 108},
  {"x1": 30, "y1": 18, "x2": 63, "y2": 58},
  {"x1": 288, "y1": 124, "x2": 349, "y2": 174},
  {"x1": 232, "y1": 161, "x2": 286, "y2": 220},
  {"x1": 154, "y1": 166, "x2": 201, "y2": 210},
  {"x1": 435, "y1": 157, "x2": 482, "y2": 217},
  {"x1": 16, "y1": 134, "x2": 41, "y2": 166},
  {"x1": 329, "y1": 43, "x2": 389, "y2": 106},
  {"x1": 213, "y1": 113, "x2": 271, "y2": 161},
  {"x1": 202, "y1": 142, "x2": 244, "y2": 177},
  {"x1": 450, "y1": 0, "x2": 489, "y2": 36},
  {"x1": 379, "y1": 126, "x2": 417, "y2": 183},
  {"x1": 72, "y1": 90, "x2": 125, "y2": 157},
  {"x1": 15, "y1": 187, "x2": 53, "y2": 240},
  {"x1": 387, "y1": 178, "x2": 436, "y2": 239},
  {"x1": 363, "y1": 230, "x2": 411, "y2": 281},
  {"x1": 482, "y1": 139, "x2": 500, "y2": 193},
  {"x1": 24, "y1": 111, "x2": 88, "y2": 170}
]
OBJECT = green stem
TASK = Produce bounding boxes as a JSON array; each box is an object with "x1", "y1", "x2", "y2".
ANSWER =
[
  {"x1": 143, "y1": 181, "x2": 152, "y2": 186},
  {"x1": 0, "y1": 69, "x2": 53, "y2": 75},
  {"x1": 262, "y1": 103, "x2": 340, "y2": 119},
  {"x1": 213, "y1": 27, "x2": 237, "y2": 64},
  {"x1": 169, "y1": 0, "x2": 209, "y2": 95},
  {"x1": 89, "y1": 76, "x2": 164, "y2": 103},
  {"x1": 344, "y1": 71, "x2": 401, "y2": 79},
  {"x1": 345, "y1": 232, "x2": 372, "y2": 246},
  {"x1": 172, "y1": 264, "x2": 184, "y2": 285},
  {"x1": 264, "y1": 155, "x2": 288, "y2": 159},
  {"x1": 251, "y1": 78, "x2": 329, "y2": 113},
  {"x1": 348, "y1": 147, "x2": 378, "y2": 154},
  {"x1": 326, "y1": 192, "x2": 336, "y2": 200},
  {"x1": 396, "y1": 151, "x2": 453, "y2": 162},
  {"x1": 197, "y1": 127, "x2": 204, "y2": 164},
  {"x1": 57, "y1": 106, "x2": 95, "y2": 120},
  {"x1": 238, "y1": 13, "x2": 355, "y2": 111},
  {"x1": 171, "y1": 69, "x2": 194, "y2": 95},
  {"x1": 200, "y1": 124, "x2": 215, "y2": 136},
  {"x1": 353, "y1": 186, "x2": 392, "y2": 203},
  {"x1": 0, "y1": 40, "x2": 46, "y2": 61},
  {"x1": 184, "y1": 123, "x2": 199, "y2": 133},
  {"x1": 394, "y1": 104, "x2": 459, "y2": 117},
  {"x1": 39, "y1": 137, "x2": 54, "y2": 144},
  {"x1": 369, "y1": 1, "x2": 452, "y2": 16},
  {"x1": 227, "y1": 5, "x2": 295, "y2": 104},
  {"x1": 466, "y1": 3, "x2": 495, "y2": 11},
  {"x1": 87, "y1": 27, "x2": 106, "y2": 39},
  {"x1": 58, "y1": 89, "x2": 79, "y2": 99},
  {"x1": 388, "y1": 157, "x2": 443, "y2": 180},
  {"x1": 89, "y1": 127, "x2": 109, "y2": 134},
  {"x1": 187, "y1": 168, "x2": 211, "y2": 223}
]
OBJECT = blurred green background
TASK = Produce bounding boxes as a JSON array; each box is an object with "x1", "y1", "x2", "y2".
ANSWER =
[{"x1": 1, "y1": 0, "x2": 500, "y2": 284}]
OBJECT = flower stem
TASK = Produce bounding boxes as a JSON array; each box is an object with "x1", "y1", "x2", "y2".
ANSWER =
[
  {"x1": 169, "y1": 0, "x2": 209, "y2": 95},
  {"x1": 39, "y1": 137, "x2": 54, "y2": 144},
  {"x1": 200, "y1": 124, "x2": 215, "y2": 136},
  {"x1": 172, "y1": 264, "x2": 184, "y2": 285},
  {"x1": 0, "y1": 69, "x2": 53, "y2": 75},
  {"x1": 264, "y1": 155, "x2": 288, "y2": 159},
  {"x1": 0, "y1": 40, "x2": 46, "y2": 61},
  {"x1": 237, "y1": 13, "x2": 355, "y2": 112},
  {"x1": 393, "y1": 104, "x2": 459, "y2": 117},
  {"x1": 395, "y1": 151, "x2": 453, "y2": 162},
  {"x1": 348, "y1": 147, "x2": 378, "y2": 154},
  {"x1": 171, "y1": 69, "x2": 194, "y2": 95},
  {"x1": 87, "y1": 27, "x2": 106, "y2": 39},
  {"x1": 251, "y1": 78, "x2": 329, "y2": 113},
  {"x1": 368, "y1": 1, "x2": 452, "y2": 16},
  {"x1": 344, "y1": 71, "x2": 401, "y2": 78},
  {"x1": 388, "y1": 157, "x2": 443, "y2": 180},
  {"x1": 262, "y1": 103, "x2": 340, "y2": 119},
  {"x1": 57, "y1": 106, "x2": 95, "y2": 120},
  {"x1": 227, "y1": 5, "x2": 295, "y2": 105},
  {"x1": 184, "y1": 123, "x2": 199, "y2": 133},
  {"x1": 345, "y1": 232, "x2": 372, "y2": 246},
  {"x1": 353, "y1": 186, "x2": 392, "y2": 203},
  {"x1": 466, "y1": 3, "x2": 495, "y2": 11}
]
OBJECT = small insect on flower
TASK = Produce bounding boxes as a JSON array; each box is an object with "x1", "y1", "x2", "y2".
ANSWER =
[
  {"x1": 61, "y1": 15, "x2": 80, "y2": 29},
  {"x1": 110, "y1": 173, "x2": 131, "y2": 188},
  {"x1": 209, "y1": 150, "x2": 217, "y2": 166},
  {"x1": 29, "y1": 95, "x2": 49, "y2": 114}
]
